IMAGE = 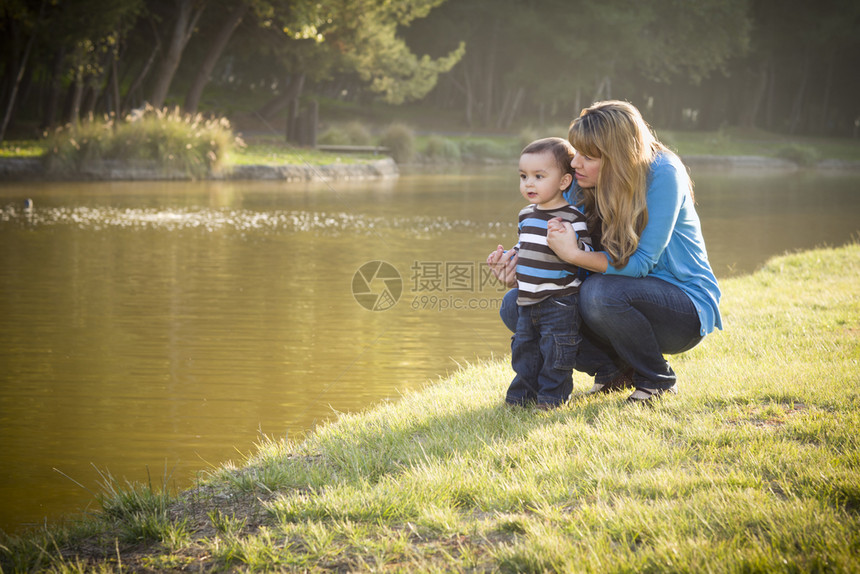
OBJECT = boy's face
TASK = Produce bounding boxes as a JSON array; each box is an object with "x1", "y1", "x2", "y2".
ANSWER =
[{"x1": 519, "y1": 151, "x2": 573, "y2": 209}]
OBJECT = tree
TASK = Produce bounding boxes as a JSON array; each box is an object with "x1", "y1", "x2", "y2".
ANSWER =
[
  {"x1": 235, "y1": 0, "x2": 463, "y2": 142},
  {"x1": 183, "y1": 1, "x2": 249, "y2": 113},
  {"x1": 0, "y1": 0, "x2": 143, "y2": 137},
  {"x1": 2, "y1": 0, "x2": 856, "y2": 138},
  {"x1": 331, "y1": 0, "x2": 464, "y2": 105},
  {"x1": 407, "y1": 0, "x2": 752, "y2": 130},
  {"x1": 690, "y1": 0, "x2": 860, "y2": 135},
  {"x1": 149, "y1": 0, "x2": 208, "y2": 109},
  {"x1": 0, "y1": 0, "x2": 46, "y2": 142}
]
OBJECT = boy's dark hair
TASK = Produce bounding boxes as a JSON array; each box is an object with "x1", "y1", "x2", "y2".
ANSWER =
[{"x1": 521, "y1": 137, "x2": 575, "y2": 176}]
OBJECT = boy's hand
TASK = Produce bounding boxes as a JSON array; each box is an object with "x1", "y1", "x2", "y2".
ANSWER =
[
  {"x1": 546, "y1": 217, "x2": 571, "y2": 236},
  {"x1": 486, "y1": 245, "x2": 517, "y2": 288}
]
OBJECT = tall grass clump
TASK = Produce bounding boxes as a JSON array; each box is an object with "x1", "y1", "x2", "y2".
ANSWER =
[
  {"x1": 317, "y1": 120, "x2": 373, "y2": 146},
  {"x1": 517, "y1": 127, "x2": 542, "y2": 150},
  {"x1": 44, "y1": 105, "x2": 241, "y2": 178},
  {"x1": 776, "y1": 143, "x2": 821, "y2": 167},
  {"x1": 94, "y1": 467, "x2": 188, "y2": 546},
  {"x1": 459, "y1": 137, "x2": 518, "y2": 162},
  {"x1": 423, "y1": 134, "x2": 461, "y2": 162},
  {"x1": 380, "y1": 123, "x2": 415, "y2": 163},
  {"x1": 518, "y1": 126, "x2": 575, "y2": 150}
]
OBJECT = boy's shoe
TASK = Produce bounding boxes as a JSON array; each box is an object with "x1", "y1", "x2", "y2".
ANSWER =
[
  {"x1": 626, "y1": 385, "x2": 678, "y2": 404},
  {"x1": 587, "y1": 368, "x2": 635, "y2": 394}
]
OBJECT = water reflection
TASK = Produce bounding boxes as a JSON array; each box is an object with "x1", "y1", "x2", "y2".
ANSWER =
[
  {"x1": 0, "y1": 167, "x2": 858, "y2": 533},
  {"x1": 689, "y1": 167, "x2": 860, "y2": 275}
]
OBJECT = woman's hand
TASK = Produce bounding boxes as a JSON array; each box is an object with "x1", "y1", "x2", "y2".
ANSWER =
[
  {"x1": 486, "y1": 245, "x2": 518, "y2": 288},
  {"x1": 547, "y1": 218, "x2": 608, "y2": 273}
]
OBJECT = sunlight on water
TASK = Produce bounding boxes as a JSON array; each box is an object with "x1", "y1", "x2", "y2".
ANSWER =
[{"x1": 0, "y1": 203, "x2": 512, "y2": 237}]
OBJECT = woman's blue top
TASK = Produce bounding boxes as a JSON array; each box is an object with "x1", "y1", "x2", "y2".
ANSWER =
[{"x1": 565, "y1": 152, "x2": 722, "y2": 336}]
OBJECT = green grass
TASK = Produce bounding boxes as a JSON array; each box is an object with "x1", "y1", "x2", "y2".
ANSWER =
[
  {"x1": 2, "y1": 243, "x2": 858, "y2": 572},
  {"x1": 232, "y1": 142, "x2": 383, "y2": 166},
  {"x1": 0, "y1": 140, "x2": 45, "y2": 158},
  {"x1": 656, "y1": 126, "x2": 860, "y2": 162}
]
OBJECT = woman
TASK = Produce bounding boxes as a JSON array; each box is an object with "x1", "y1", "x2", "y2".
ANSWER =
[{"x1": 488, "y1": 100, "x2": 722, "y2": 403}]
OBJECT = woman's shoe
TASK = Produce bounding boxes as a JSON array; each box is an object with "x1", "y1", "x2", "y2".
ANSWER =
[
  {"x1": 626, "y1": 385, "x2": 678, "y2": 403},
  {"x1": 587, "y1": 368, "x2": 635, "y2": 394}
]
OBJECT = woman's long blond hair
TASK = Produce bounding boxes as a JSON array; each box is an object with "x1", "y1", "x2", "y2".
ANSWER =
[{"x1": 568, "y1": 100, "x2": 689, "y2": 268}]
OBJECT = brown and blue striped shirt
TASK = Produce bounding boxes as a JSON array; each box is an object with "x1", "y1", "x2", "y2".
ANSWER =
[{"x1": 515, "y1": 204, "x2": 593, "y2": 306}]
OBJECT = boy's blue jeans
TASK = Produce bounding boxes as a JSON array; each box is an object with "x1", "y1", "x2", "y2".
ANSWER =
[
  {"x1": 507, "y1": 293, "x2": 580, "y2": 407},
  {"x1": 501, "y1": 275, "x2": 702, "y2": 391}
]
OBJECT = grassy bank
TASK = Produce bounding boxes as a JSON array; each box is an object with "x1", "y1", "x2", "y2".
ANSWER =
[{"x1": 2, "y1": 243, "x2": 858, "y2": 572}]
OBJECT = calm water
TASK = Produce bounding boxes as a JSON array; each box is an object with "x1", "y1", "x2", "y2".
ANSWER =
[{"x1": 1, "y1": 166, "x2": 858, "y2": 533}]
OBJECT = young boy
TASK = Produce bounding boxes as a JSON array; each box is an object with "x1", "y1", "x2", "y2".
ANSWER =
[{"x1": 501, "y1": 137, "x2": 593, "y2": 409}]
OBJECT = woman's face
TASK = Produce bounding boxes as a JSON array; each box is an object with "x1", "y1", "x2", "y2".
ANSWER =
[{"x1": 570, "y1": 151, "x2": 602, "y2": 189}]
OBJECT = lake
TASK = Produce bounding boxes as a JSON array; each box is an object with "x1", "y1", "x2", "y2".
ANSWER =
[{"x1": 1, "y1": 165, "x2": 858, "y2": 533}]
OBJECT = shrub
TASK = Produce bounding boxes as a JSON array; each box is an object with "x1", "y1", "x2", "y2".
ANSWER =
[
  {"x1": 517, "y1": 127, "x2": 541, "y2": 151},
  {"x1": 343, "y1": 121, "x2": 372, "y2": 146},
  {"x1": 424, "y1": 135, "x2": 461, "y2": 162},
  {"x1": 317, "y1": 121, "x2": 372, "y2": 146},
  {"x1": 776, "y1": 143, "x2": 820, "y2": 167},
  {"x1": 317, "y1": 126, "x2": 350, "y2": 146},
  {"x1": 381, "y1": 123, "x2": 415, "y2": 163},
  {"x1": 44, "y1": 105, "x2": 241, "y2": 178},
  {"x1": 654, "y1": 129, "x2": 678, "y2": 151},
  {"x1": 459, "y1": 138, "x2": 516, "y2": 162}
]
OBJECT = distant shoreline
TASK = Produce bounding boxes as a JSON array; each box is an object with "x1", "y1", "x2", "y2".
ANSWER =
[
  {"x1": 1, "y1": 154, "x2": 858, "y2": 183},
  {"x1": 681, "y1": 154, "x2": 860, "y2": 171},
  {"x1": 0, "y1": 157, "x2": 399, "y2": 182}
]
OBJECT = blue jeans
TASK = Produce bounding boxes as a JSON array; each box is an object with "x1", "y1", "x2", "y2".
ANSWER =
[
  {"x1": 507, "y1": 293, "x2": 580, "y2": 406},
  {"x1": 500, "y1": 275, "x2": 702, "y2": 391}
]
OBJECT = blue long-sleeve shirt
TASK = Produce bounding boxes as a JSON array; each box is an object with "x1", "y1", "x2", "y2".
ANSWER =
[{"x1": 565, "y1": 152, "x2": 722, "y2": 336}]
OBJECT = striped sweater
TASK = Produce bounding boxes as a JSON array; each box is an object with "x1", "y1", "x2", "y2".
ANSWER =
[{"x1": 515, "y1": 204, "x2": 593, "y2": 306}]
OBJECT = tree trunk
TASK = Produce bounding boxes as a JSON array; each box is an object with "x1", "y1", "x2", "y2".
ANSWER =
[
  {"x1": 41, "y1": 47, "x2": 66, "y2": 129},
  {"x1": 149, "y1": 0, "x2": 207, "y2": 110},
  {"x1": 462, "y1": 64, "x2": 473, "y2": 127},
  {"x1": 82, "y1": 50, "x2": 112, "y2": 118},
  {"x1": 788, "y1": 47, "x2": 810, "y2": 134},
  {"x1": 0, "y1": 0, "x2": 45, "y2": 143},
  {"x1": 819, "y1": 47, "x2": 835, "y2": 135},
  {"x1": 284, "y1": 73, "x2": 305, "y2": 143},
  {"x1": 257, "y1": 74, "x2": 314, "y2": 127},
  {"x1": 497, "y1": 86, "x2": 524, "y2": 130},
  {"x1": 122, "y1": 21, "x2": 161, "y2": 112},
  {"x1": 764, "y1": 65, "x2": 775, "y2": 130},
  {"x1": 68, "y1": 72, "x2": 85, "y2": 125},
  {"x1": 481, "y1": 18, "x2": 499, "y2": 127},
  {"x1": 184, "y1": 2, "x2": 248, "y2": 113},
  {"x1": 109, "y1": 46, "x2": 121, "y2": 118},
  {"x1": 740, "y1": 57, "x2": 770, "y2": 128},
  {"x1": 256, "y1": 91, "x2": 291, "y2": 120},
  {"x1": 592, "y1": 75, "x2": 612, "y2": 103}
]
